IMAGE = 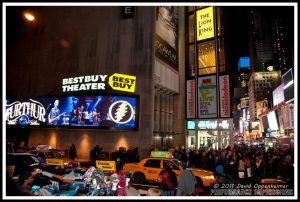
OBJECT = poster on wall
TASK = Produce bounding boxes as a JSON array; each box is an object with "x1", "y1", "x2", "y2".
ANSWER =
[
  {"x1": 219, "y1": 75, "x2": 230, "y2": 118},
  {"x1": 6, "y1": 94, "x2": 139, "y2": 130},
  {"x1": 186, "y1": 80, "x2": 196, "y2": 118},
  {"x1": 155, "y1": 6, "x2": 178, "y2": 70},
  {"x1": 198, "y1": 75, "x2": 217, "y2": 118}
]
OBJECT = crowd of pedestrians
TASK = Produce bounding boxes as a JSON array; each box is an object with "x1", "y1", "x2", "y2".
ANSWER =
[{"x1": 167, "y1": 144, "x2": 294, "y2": 186}]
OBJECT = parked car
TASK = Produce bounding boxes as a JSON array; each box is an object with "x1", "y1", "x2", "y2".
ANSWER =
[
  {"x1": 123, "y1": 151, "x2": 217, "y2": 187},
  {"x1": 6, "y1": 153, "x2": 42, "y2": 176}
]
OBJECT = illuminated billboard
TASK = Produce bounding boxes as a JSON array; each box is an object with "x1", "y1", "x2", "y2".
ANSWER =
[
  {"x1": 155, "y1": 6, "x2": 178, "y2": 70},
  {"x1": 267, "y1": 111, "x2": 279, "y2": 131},
  {"x1": 198, "y1": 75, "x2": 217, "y2": 118},
  {"x1": 196, "y1": 7, "x2": 214, "y2": 41},
  {"x1": 6, "y1": 94, "x2": 139, "y2": 130}
]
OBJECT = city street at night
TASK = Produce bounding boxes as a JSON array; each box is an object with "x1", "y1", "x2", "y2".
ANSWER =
[{"x1": 3, "y1": 2, "x2": 297, "y2": 200}]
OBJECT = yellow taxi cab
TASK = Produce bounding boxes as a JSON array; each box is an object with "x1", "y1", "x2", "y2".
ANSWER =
[
  {"x1": 28, "y1": 145, "x2": 75, "y2": 168},
  {"x1": 260, "y1": 178, "x2": 285, "y2": 184},
  {"x1": 123, "y1": 151, "x2": 216, "y2": 187}
]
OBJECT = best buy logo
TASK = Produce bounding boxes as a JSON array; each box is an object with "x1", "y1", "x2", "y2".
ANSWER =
[{"x1": 108, "y1": 73, "x2": 136, "y2": 93}]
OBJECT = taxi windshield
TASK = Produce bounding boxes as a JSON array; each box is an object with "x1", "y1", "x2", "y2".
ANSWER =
[{"x1": 172, "y1": 159, "x2": 181, "y2": 167}]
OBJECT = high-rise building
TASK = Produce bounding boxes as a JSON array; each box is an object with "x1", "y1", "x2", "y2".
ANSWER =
[
  {"x1": 248, "y1": 71, "x2": 281, "y2": 121},
  {"x1": 249, "y1": 7, "x2": 294, "y2": 74}
]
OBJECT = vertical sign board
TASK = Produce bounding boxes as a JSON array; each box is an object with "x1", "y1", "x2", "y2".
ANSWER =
[
  {"x1": 186, "y1": 80, "x2": 196, "y2": 118},
  {"x1": 155, "y1": 6, "x2": 179, "y2": 70},
  {"x1": 198, "y1": 76, "x2": 217, "y2": 118},
  {"x1": 196, "y1": 7, "x2": 215, "y2": 41},
  {"x1": 272, "y1": 83, "x2": 285, "y2": 106},
  {"x1": 219, "y1": 75, "x2": 230, "y2": 117}
]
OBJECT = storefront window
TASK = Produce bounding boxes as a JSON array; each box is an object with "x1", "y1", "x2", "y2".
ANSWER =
[
  {"x1": 198, "y1": 40, "x2": 216, "y2": 75},
  {"x1": 188, "y1": 14, "x2": 195, "y2": 43},
  {"x1": 188, "y1": 44, "x2": 195, "y2": 77}
]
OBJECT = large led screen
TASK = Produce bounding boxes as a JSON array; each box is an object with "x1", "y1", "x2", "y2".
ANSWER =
[{"x1": 6, "y1": 95, "x2": 139, "y2": 130}]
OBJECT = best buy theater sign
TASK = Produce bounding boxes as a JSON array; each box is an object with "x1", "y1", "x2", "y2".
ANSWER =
[{"x1": 62, "y1": 73, "x2": 136, "y2": 93}]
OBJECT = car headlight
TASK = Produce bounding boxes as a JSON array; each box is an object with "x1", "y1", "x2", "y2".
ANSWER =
[{"x1": 202, "y1": 175, "x2": 215, "y2": 180}]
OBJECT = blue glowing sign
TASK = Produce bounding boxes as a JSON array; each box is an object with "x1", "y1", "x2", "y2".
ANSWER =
[
  {"x1": 187, "y1": 120, "x2": 196, "y2": 130},
  {"x1": 238, "y1": 57, "x2": 250, "y2": 72}
]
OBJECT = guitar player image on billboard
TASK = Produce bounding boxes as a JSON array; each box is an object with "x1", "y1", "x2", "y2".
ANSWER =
[{"x1": 48, "y1": 99, "x2": 65, "y2": 125}]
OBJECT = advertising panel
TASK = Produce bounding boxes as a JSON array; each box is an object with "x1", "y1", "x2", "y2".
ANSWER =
[
  {"x1": 186, "y1": 80, "x2": 196, "y2": 118},
  {"x1": 272, "y1": 83, "x2": 285, "y2": 106},
  {"x1": 282, "y1": 68, "x2": 294, "y2": 103},
  {"x1": 240, "y1": 97, "x2": 249, "y2": 109},
  {"x1": 95, "y1": 161, "x2": 116, "y2": 172},
  {"x1": 256, "y1": 99, "x2": 268, "y2": 119},
  {"x1": 198, "y1": 75, "x2": 217, "y2": 118},
  {"x1": 219, "y1": 75, "x2": 230, "y2": 117},
  {"x1": 281, "y1": 104, "x2": 293, "y2": 129},
  {"x1": 155, "y1": 6, "x2": 178, "y2": 70},
  {"x1": 196, "y1": 6, "x2": 214, "y2": 41},
  {"x1": 62, "y1": 73, "x2": 137, "y2": 93},
  {"x1": 6, "y1": 94, "x2": 138, "y2": 130},
  {"x1": 261, "y1": 115, "x2": 269, "y2": 132},
  {"x1": 267, "y1": 111, "x2": 279, "y2": 131}
]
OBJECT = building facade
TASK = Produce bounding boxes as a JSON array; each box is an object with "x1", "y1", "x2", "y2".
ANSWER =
[
  {"x1": 185, "y1": 6, "x2": 234, "y2": 150},
  {"x1": 6, "y1": 6, "x2": 186, "y2": 159}
]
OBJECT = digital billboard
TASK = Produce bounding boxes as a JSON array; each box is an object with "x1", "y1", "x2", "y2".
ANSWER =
[{"x1": 6, "y1": 94, "x2": 139, "y2": 130}]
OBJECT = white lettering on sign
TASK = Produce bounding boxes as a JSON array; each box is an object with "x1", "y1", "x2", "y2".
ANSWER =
[
  {"x1": 6, "y1": 99, "x2": 46, "y2": 125},
  {"x1": 197, "y1": 120, "x2": 230, "y2": 130},
  {"x1": 198, "y1": 120, "x2": 218, "y2": 129},
  {"x1": 62, "y1": 75, "x2": 108, "y2": 92}
]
